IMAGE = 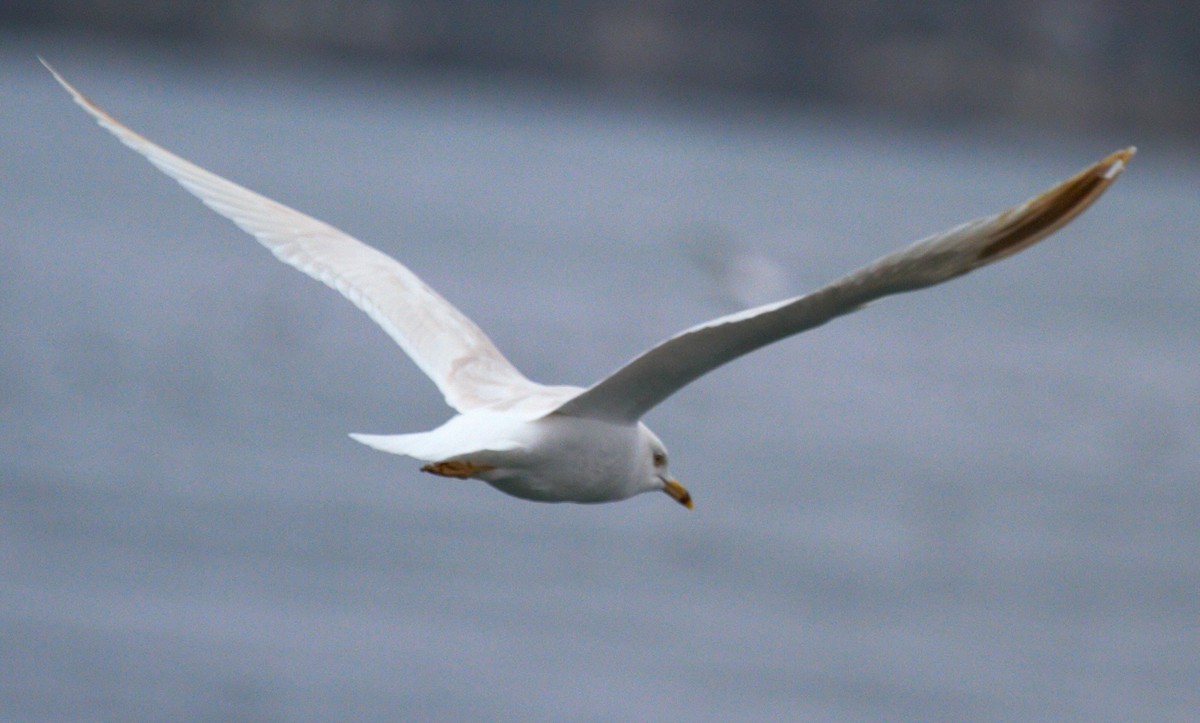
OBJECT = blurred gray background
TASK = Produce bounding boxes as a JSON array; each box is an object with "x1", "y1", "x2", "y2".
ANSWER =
[{"x1": 2, "y1": 3, "x2": 1197, "y2": 721}]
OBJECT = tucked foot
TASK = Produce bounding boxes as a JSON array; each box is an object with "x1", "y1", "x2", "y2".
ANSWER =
[{"x1": 420, "y1": 460, "x2": 496, "y2": 479}]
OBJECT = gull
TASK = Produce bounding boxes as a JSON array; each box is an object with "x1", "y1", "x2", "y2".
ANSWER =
[{"x1": 44, "y1": 60, "x2": 1132, "y2": 509}]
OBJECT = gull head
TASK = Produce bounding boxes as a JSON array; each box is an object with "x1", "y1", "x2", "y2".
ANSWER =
[{"x1": 639, "y1": 424, "x2": 692, "y2": 509}]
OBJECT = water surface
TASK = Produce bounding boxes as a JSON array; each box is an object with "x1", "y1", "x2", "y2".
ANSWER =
[{"x1": 2, "y1": 34, "x2": 1197, "y2": 721}]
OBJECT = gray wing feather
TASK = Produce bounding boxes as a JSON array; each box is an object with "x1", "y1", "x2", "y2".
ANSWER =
[{"x1": 555, "y1": 148, "x2": 1133, "y2": 423}]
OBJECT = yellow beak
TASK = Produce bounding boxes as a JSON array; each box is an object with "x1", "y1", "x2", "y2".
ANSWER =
[{"x1": 662, "y1": 478, "x2": 693, "y2": 509}]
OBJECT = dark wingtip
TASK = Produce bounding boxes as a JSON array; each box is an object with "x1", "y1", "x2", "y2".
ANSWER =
[{"x1": 976, "y1": 147, "x2": 1133, "y2": 264}]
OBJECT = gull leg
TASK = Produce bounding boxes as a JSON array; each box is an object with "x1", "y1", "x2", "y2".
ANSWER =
[{"x1": 420, "y1": 460, "x2": 496, "y2": 479}]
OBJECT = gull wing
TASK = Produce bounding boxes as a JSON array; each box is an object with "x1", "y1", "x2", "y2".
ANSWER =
[
  {"x1": 45, "y1": 60, "x2": 545, "y2": 413},
  {"x1": 555, "y1": 148, "x2": 1134, "y2": 423}
]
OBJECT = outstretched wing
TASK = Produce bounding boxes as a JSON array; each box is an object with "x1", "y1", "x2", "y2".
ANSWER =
[
  {"x1": 45, "y1": 60, "x2": 545, "y2": 413},
  {"x1": 555, "y1": 147, "x2": 1133, "y2": 423}
]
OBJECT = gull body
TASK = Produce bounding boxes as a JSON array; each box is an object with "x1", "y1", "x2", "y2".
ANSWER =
[
  {"x1": 43, "y1": 60, "x2": 1131, "y2": 509},
  {"x1": 353, "y1": 410, "x2": 673, "y2": 505}
]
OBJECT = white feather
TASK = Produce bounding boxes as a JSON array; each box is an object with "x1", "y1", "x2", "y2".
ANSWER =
[{"x1": 42, "y1": 58, "x2": 548, "y2": 415}]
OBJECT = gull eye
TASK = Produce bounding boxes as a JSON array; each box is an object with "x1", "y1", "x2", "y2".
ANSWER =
[{"x1": 652, "y1": 451, "x2": 667, "y2": 467}]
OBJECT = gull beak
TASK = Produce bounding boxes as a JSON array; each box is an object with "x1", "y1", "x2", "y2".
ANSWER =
[{"x1": 662, "y1": 478, "x2": 693, "y2": 509}]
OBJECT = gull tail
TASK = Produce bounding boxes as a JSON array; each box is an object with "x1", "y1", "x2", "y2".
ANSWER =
[{"x1": 349, "y1": 432, "x2": 436, "y2": 460}]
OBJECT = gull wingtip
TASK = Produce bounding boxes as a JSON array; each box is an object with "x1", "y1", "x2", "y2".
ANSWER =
[
  {"x1": 38, "y1": 57, "x2": 124, "y2": 133},
  {"x1": 39, "y1": 56, "x2": 84, "y2": 100},
  {"x1": 38, "y1": 55, "x2": 65, "y2": 84},
  {"x1": 1101, "y1": 146, "x2": 1136, "y2": 180}
]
